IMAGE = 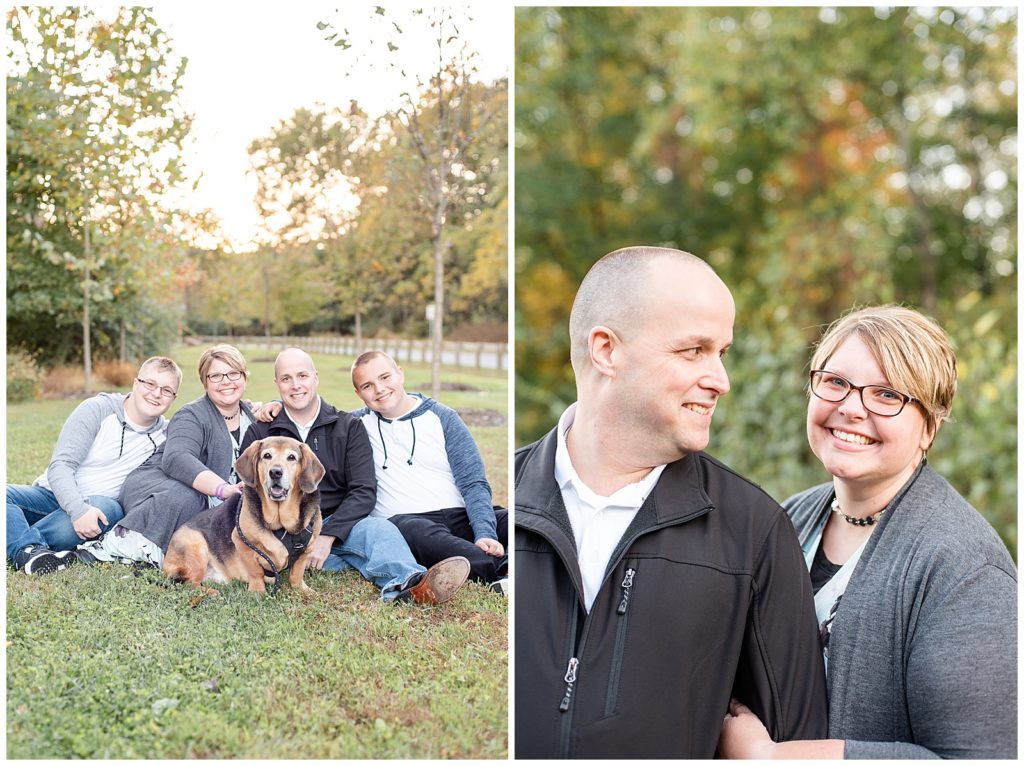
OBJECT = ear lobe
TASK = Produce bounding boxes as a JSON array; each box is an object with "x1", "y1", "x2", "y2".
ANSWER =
[
  {"x1": 235, "y1": 440, "x2": 260, "y2": 487},
  {"x1": 589, "y1": 326, "x2": 619, "y2": 378},
  {"x1": 298, "y1": 442, "x2": 326, "y2": 493}
]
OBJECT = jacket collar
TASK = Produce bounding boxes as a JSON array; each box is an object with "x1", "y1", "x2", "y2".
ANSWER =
[
  {"x1": 517, "y1": 427, "x2": 715, "y2": 529},
  {"x1": 517, "y1": 426, "x2": 716, "y2": 601},
  {"x1": 267, "y1": 397, "x2": 340, "y2": 438}
]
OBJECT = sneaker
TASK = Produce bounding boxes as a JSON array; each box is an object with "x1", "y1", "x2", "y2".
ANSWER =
[
  {"x1": 394, "y1": 556, "x2": 471, "y2": 605},
  {"x1": 488, "y1": 577, "x2": 509, "y2": 596},
  {"x1": 12, "y1": 544, "x2": 43, "y2": 570},
  {"x1": 21, "y1": 547, "x2": 78, "y2": 576}
]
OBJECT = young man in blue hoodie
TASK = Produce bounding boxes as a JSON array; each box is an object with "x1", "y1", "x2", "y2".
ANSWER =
[
  {"x1": 351, "y1": 350, "x2": 507, "y2": 591},
  {"x1": 7, "y1": 356, "x2": 182, "y2": 574}
]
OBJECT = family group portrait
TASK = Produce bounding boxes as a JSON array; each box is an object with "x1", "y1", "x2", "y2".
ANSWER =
[{"x1": 6, "y1": 2, "x2": 1018, "y2": 762}]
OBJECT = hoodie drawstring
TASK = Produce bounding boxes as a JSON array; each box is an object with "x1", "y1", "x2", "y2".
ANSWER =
[
  {"x1": 118, "y1": 421, "x2": 158, "y2": 459},
  {"x1": 376, "y1": 413, "x2": 417, "y2": 470},
  {"x1": 377, "y1": 416, "x2": 390, "y2": 470}
]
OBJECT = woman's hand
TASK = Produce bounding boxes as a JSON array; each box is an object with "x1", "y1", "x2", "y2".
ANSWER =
[{"x1": 719, "y1": 699, "x2": 776, "y2": 759}]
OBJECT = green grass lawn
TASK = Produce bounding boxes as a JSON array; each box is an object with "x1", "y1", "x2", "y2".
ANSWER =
[{"x1": 6, "y1": 345, "x2": 509, "y2": 758}]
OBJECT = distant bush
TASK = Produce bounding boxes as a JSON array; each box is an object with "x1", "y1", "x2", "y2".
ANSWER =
[
  {"x1": 7, "y1": 350, "x2": 41, "y2": 403},
  {"x1": 96, "y1": 359, "x2": 137, "y2": 388},
  {"x1": 41, "y1": 365, "x2": 85, "y2": 398}
]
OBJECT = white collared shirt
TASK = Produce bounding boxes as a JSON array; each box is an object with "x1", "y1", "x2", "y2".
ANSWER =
[
  {"x1": 554, "y1": 403, "x2": 666, "y2": 612},
  {"x1": 286, "y1": 397, "x2": 322, "y2": 443}
]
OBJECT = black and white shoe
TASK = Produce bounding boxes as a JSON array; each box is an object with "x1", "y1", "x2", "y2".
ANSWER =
[
  {"x1": 21, "y1": 547, "x2": 79, "y2": 576},
  {"x1": 488, "y1": 577, "x2": 509, "y2": 596}
]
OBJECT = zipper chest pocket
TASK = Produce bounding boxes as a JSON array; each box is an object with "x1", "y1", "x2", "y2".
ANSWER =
[
  {"x1": 558, "y1": 657, "x2": 579, "y2": 712},
  {"x1": 617, "y1": 566, "x2": 636, "y2": 614},
  {"x1": 605, "y1": 563, "x2": 638, "y2": 716}
]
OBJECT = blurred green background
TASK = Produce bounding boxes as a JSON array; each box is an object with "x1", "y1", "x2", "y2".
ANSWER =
[{"x1": 514, "y1": 7, "x2": 1016, "y2": 555}]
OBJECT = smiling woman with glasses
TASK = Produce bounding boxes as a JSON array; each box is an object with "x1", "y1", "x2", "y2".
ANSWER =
[
  {"x1": 71, "y1": 345, "x2": 257, "y2": 571},
  {"x1": 721, "y1": 305, "x2": 1017, "y2": 760}
]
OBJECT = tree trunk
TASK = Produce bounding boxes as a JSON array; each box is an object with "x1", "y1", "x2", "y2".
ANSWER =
[
  {"x1": 83, "y1": 216, "x2": 92, "y2": 395},
  {"x1": 119, "y1": 318, "x2": 126, "y2": 363},
  {"x1": 431, "y1": 224, "x2": 445, "y2": 402},
  {"x1": 262, "y1": 260, "x2": 272, "y2": 337},
  {"x1": 355, "y1": 308, "x2": 363, "y2": 349}
]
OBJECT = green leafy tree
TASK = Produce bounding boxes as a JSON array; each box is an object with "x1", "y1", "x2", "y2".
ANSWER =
[
  {"x1": 322, "y1": 6, "x2": 508, "y2": 397},
  {"x1": 6, "y1": 7, "x2": 191, "y2": 386}
]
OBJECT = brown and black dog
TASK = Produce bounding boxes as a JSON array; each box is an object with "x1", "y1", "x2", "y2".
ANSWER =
[{"x1": 163, "y1": 436, "x2": 326, "y2": 594}]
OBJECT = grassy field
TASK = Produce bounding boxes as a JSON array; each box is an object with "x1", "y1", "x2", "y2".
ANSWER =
[{"x1": 6, "y1": 344, "x2": 509, "y2": 759}]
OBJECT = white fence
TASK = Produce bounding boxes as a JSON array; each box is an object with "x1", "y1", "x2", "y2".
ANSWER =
[{"x1": 195, "y1": 335, "x2": 508, "y2": 371}]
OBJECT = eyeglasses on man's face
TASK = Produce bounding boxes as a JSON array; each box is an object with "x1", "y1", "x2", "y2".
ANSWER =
[
  {"x1": 136, "y1": 377, "x2": 177, "y2": 399},
  {"x1": 206, "y1": 370, "x2": 244, "y2": 383},
  {"x1": 809, "y1": 370, "x2": 915, "y2": 417}
]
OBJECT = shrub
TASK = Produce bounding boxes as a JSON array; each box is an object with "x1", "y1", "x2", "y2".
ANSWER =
[
  {"x1": 41, "y1": 365, "x2": 85, "y2": 398},
  {"x1": 7, "y1": 350, "x2": 41, "y2": 403},
  {"x1": 96, "y1": 359, "x2": 137, "y2": 388}
]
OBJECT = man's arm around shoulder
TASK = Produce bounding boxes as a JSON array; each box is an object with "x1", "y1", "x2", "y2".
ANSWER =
[{"x1": 737, "y1": 505, "x2": 829, "y2": 741}]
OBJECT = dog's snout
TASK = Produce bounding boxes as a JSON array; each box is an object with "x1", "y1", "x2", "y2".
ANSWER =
[{"x1": 269, "y1": 466, "x2": 284, "y2": 480}]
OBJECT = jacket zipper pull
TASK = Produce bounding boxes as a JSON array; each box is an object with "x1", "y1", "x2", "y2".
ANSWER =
[
  {"x1": 617, "y1": 567, "x2": 636, "y2": 615},
  {"x1": 559, "y1": 657, "x2": 579, "y2": 712},
  {"x1": 313, "y1": 436, "x2": 319, "y2": 451}
]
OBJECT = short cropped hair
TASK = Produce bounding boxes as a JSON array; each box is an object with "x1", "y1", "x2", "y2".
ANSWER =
[
  {"x1": 197, "y1": 344, "x2": 249, "y2": 385},
  {"x1": 568, "y1": 246, "x2": 715, "y2": 372},
  {"x1": 138, "y1": 356, "x2": 183, "y2": 388},
  {"x1": 810, "y1": 305, "x2": 957, "y2": 433},
  {"x1": 351, "y1": 350, "x2": 397, "y2": 378}
]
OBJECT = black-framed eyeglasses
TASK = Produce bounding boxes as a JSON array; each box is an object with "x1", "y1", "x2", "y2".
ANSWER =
[
  {"x1": 206, "y1": 370, "x2": 244, "y2": 383},
  {"x1": 136, "y1": 377, "x2": 177, "y2": 399},
  {"x1": 809, "y1": 370, "x2": 915, "y2": 417}
]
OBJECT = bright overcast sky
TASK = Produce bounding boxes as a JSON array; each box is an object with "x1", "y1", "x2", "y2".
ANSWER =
[{"x1": 152, "y1": 3, "x2": 510, "y2": 252}]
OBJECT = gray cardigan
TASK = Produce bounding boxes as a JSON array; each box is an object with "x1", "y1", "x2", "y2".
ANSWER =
[
  {"x1": 118, "y1": 395, "x2": 253, "y2": 551},
  {"x1": 785, "y1": 465, "x2": 1017, "y2": 759}
]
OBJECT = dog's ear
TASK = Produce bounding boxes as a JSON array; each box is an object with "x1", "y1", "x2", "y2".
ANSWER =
[
  {"x1": 235, "y1": 440, "x2": 261, "y2": 487},
  {"x1": 298, "y1": 442, "x2": 326, "y2": 493}
]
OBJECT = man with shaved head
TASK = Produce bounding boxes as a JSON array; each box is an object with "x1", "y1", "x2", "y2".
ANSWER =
[
  {"x1": 514, "y1": 247, "x2": 827, "y2": 758},
  {"x1": 243, "y1": 347, "x2": 470, "y2": 605}
]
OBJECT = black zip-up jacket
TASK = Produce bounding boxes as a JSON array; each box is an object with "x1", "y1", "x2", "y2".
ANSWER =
[
  {"x1": 514, "y1": 428, "x2": 828, "y2": 758},
  {"x1": 240, "y1": 398, "x2": 376, "y2": 543}
]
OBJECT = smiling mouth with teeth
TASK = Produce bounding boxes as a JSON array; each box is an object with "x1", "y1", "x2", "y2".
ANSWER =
[
  {"x1": 683, "y1": 403, "x2": 711, "y2": 415},
  {"x1": 267, "y1": 484, "x2": 289, "y2": 501},
  {"x1": 830, "y1": 428, "x2": 877, "y2": 445}
]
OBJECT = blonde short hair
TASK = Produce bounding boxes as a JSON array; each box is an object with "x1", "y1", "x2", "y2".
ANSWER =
[
  {"x1": 138, "y1": 356, "x2": 183, "y2": 388},
  {"x1": 810, "y1": 305, "x2": 957, "y2": 434},
  {"x1": 197, "y1": 344, "x2": 248, "y2": 386}
]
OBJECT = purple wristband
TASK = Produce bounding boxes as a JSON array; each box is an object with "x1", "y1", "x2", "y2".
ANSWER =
[{"x1": 215, "y1": 482, "x2": 227, "y2": 500}]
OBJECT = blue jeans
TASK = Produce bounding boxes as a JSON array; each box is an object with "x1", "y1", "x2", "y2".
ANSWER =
[
  {"x1": 6, "y1": 485, "x2": 124, "y2": 561},
  {"x1": 322, "y1": 516, "x2": 425, "y2": 601}
]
